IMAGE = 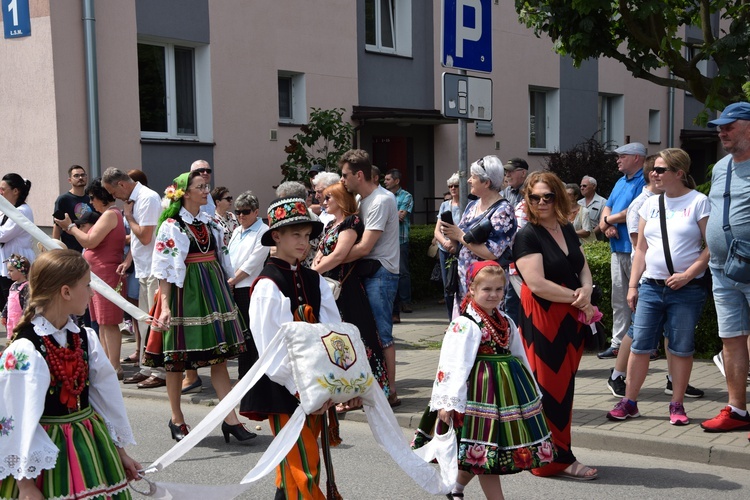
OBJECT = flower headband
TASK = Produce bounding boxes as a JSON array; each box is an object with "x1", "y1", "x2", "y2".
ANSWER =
[
  {"x1": 4, "y1": 253, "x2": 30, "y2": 275},
  {"x1": 164, "y1": 184, "x2": 185, "y2": 202}
]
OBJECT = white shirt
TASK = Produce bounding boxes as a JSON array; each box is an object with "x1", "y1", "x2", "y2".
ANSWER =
[
  {"x1": 0, "y1": 203, "x2": 35, "y2": 277},
  {"x1": 129, "y1": 182, "x2": 162, "y2": 279},
  {"x1": 358, "y1": 185, "x2": 399, "y2": 274},
  {"x1": 227, "y1": 219, "x2": 270, "y2": 288},
  {"x1": 638, "y1": 190, "x2": 710, "y2": 280}
]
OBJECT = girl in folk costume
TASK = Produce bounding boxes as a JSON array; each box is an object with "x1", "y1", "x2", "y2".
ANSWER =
[
  {"x1": 144, "y1": 171, "x2": 253, "y2": 443},
  {"x1": 426, "y1": 261, "x2": 555, "y2": 500},
  {"x1": 2, "y1": 254, "x2": 30, "y2": 340},
  {"x1": 0, "y1": 249, "x2": 141, "y2": 499},
  {"x1": 242, "y1": 197, "x2": 361, "y2": 500}
]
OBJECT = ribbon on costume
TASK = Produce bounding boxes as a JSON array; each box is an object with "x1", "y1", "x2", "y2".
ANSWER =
[{"x1": 0, "y1": 195, "x2": 149, "y2": 322}]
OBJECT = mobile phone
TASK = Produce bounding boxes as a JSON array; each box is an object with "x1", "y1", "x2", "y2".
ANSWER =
[
  {"x1": 53, "y1": 210, "x2": 66, "y2": 220},
  {"x1": 440, "y1": 211, "x2": 454, "y2": 225}
]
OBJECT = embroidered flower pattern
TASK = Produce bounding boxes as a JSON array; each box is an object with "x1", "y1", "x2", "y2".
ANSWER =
[
  {"x1": 436, "y1": 369, "x2": 448, "y2": 384},
  {"x1": 0, "y1": 416, "x2": 13, "y2": 436},
  {"x1": 535, "y1": 440, "x2": 554, "y2": 464},
  {"x1": 156, "y1": 236, "x2": 179, "y2": 257},
  {"x1": 317, "y1": 371, "x2": 373, "y2": 396},
  {"x1": 0, "y1": 351, "x2": 30, "y2": 372},
  {"x1": 512, "y1": 447, "x2": 533, "y2": 469},
  {"x1": 464, "y1": 444, "x2": 488, "y2": 467}
]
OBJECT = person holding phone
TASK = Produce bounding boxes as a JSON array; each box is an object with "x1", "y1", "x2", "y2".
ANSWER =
[
  {"x1": 434, "y1": 174, "x2": 461, "y2": 316},
  {"x1": 52, "y1": 165, "x2": 93, "y2": 253}
]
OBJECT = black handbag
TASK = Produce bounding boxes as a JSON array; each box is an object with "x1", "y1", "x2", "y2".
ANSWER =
[{"x1": 444, "y1": 256, "x2": 459, "y2": 295}]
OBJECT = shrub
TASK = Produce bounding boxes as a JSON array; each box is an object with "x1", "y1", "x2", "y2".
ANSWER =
[
  {"x1": 408, "y1": 224, "x2": 443, "y2": 301},
  {"x1": 543, "y1": 135, "x2": 622, "y2": 198}
]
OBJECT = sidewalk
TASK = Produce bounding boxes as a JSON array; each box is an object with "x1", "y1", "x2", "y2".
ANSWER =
[{"x1": 9, "y1": 303, "x2": 748, "y2": 469}]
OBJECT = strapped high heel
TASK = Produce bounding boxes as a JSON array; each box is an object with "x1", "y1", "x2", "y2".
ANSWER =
[{"x1": 168, "y1": 419, "x2": 190, "y2": 442}]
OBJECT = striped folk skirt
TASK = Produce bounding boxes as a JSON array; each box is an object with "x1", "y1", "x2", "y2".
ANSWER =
[
  {"x1": 144, "y1": 252, "x2": 246, "y2": 372},
  {"x1": 0, "y1": 407, "x2": 130, "y2": 500},
  {"x1": 413, "y1": 353, "x2": 555, "y2": 475}
]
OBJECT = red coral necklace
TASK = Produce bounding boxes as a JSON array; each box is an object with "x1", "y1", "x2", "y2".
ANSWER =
[
  {"x1": 43, "y1": 333, "x2": 88, "y2": 410},
  {"x1": 186, "y1": 221, "x2": 211, "y2": 254},
  {"x1": 471, "y1": 300, "x2": 510, "y2": 348}
]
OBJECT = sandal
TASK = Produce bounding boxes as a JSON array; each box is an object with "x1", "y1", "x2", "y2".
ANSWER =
[
  {"x1": 558, "y1": 461, "x2": 598, "y2": 481},
  {"x1": 121, "y1": 355, "x2": 138, "y2": 364},
  {"x1": 388, "y1": 393, "x2": 402, "y2": 408}
]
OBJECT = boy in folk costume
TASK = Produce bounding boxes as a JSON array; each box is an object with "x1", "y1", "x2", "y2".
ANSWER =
[{"x1": 241, "y1": 197, "x2": 360, "y2": 500}]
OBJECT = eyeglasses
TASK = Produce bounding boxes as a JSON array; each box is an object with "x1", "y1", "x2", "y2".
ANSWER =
[
  {"x1": 72, "y1": 174, "x2": 87, "y2": 179},
  {"x1": 652, "y1": 167, "x2": 671, "y2": 175},
  {"x1": 192, "y1": 184, "x2": 211, "y2": 192},
  {"x1": 236, "y1": 209, "x2": 255, "y2": 216},
  {"x1": 220, "y1": 196, "x2": 233, "y2": 202},
  {"x1": 195, "y1": 168, "x2": 212, "y2": 175},
  {"x1": 528, "y1": 192, "x2": 556, "y2": 205},
  {"x1": 449, "y1": 184, "x2": 459, "y2": 189}
]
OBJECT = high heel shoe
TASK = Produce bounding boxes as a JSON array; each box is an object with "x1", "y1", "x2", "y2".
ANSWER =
[
  {"x1": 168, "y1": 419, "x2": 190, "y2": 442},
  {"x1": 221, "y1": 421, "x2": 257, "y2": 443}
]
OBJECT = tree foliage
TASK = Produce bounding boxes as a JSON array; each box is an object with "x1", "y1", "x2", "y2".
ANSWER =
[
  {"x1": 515, "y1": 0, "x2": 750, "y2": 116},
  {"x1": 544, "y1": 135, "x2": 622, "y2": 197},
  {"x1": 280, "y1": 108, "x2": 354, "y2": 184}
]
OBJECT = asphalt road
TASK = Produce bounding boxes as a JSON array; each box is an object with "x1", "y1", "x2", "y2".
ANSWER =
[{"x1": 124, "y1": 397, "x2": 750, "y2": 499}]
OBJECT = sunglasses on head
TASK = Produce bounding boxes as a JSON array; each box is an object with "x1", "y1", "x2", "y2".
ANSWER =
[
  {"x1": 236, "y1": 209, "x2": 255, "y2": 215},
  {"x1": 195, "y1": 168, "x2": 212, "y2": 174},
  {"x1": 528, "y1": 192, "x2": 556, "y2": 204},
  {"x1": 652, "y1": 167, "x2": 671, "y2": 175}
]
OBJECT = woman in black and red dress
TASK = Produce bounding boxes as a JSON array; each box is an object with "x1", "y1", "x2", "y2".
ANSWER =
[{"x1": 512, "y1": 171, "x2": 599, "y2": 480}]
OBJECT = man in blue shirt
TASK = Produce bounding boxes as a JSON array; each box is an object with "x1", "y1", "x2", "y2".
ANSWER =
[
  {"x1": 597, "y1": 143, "x2": 647, "y2": 359},
  {"x1": 384, "y1": 169, "x2": 414, "y2": 322}
]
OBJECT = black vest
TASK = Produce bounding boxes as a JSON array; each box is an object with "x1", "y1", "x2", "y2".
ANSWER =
[
  {"x1": 15, "y1": 323, "x2": 90, "y2": 416},
  {"x1": 240, "y1": 258, "x2": 321, "y2": 419}
]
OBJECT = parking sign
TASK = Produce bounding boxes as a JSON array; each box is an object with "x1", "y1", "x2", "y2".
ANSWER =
[{"x1": 441, "y1": 0, "x2": 491, "y2": 73}]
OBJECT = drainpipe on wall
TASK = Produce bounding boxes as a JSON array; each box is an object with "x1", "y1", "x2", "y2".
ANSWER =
[
  {"x1": 82, "y1": 0, "x2": 101, "y2": 177},
  {"x1": 667, "y1": 72, "x2": 675, "y2": 148}
]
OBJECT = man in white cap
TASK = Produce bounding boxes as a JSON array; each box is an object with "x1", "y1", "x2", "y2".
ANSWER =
[
  {"x1": 597, "y1": 143, "x2": 647, "y2": 361},
  {"x1": 701, "y1": 102, "x2": 750, "y2": 435}
]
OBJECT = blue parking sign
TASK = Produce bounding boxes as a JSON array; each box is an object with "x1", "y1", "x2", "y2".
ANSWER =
[
  {"x1": 441, "y1": 0, "x2": 491, "y2": 73},
  {"x1": 3, "y1": 0, "x2": 31, "y2": 39}
]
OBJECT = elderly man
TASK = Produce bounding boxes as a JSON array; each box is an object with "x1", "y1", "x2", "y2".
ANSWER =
[
  {"x1": 579, "y1": 176, "x2": 607, "y2": 239},
  {"x1": 502, "y1": 158, "x2": 528, "y2": 208},
  {"x1": 597, "y1": 143, "x2": 647, "y2": 360},
  {"x1": 701, "y1": 102, "x2": 750, "y2": 434},
  {"x1": 340, "y1": 149, "x2": 401, "y2": 407},
  {"x1": 191, "y1": 159, "x2": 216, "y2": 216},
  {"x1": 103, "y1": 167, "x2": 166, "y2": 388}
]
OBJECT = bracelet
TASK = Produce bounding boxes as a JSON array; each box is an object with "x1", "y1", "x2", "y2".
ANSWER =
[
  {"x1": 66, "y1": 223, "x2": 75, "y2": 232},
  {"x1": 604, "y1": 216, "x2": 612, "y2": 226}
]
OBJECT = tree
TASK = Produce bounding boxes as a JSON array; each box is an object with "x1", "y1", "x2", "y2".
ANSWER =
[
  {"x1": 544, "y1": 135, "x2": 622, "y2": 197},
  {"x1": 515, "y1": 0, "x2": 750, "y2": 115},
  {"x1": 280, "y1": 107, "x2": 354, "y2": 184}
]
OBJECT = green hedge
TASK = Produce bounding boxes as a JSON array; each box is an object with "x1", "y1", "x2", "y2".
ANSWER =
[
  {"x1": 583, "y1": 241, "x2": 720, "y2": 359},
  {"x1": 408, "y1": 233, "x2": 721, "y2": 358}
]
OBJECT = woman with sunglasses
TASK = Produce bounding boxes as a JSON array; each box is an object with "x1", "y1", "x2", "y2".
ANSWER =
[
  {"x1": 433, "y1": 173, "x2": 462, "y2": 316},
  {"x1": 607, "y1": 148, "x2": 709, "y2": 426},
  {"x1": 440, "y1": 156, "x2": 516, "y2": 312},
  {"x1": 145, "y1": 171, "x2": 254, "y2": 443},
  {"x1": 312, "y1": 183, "x2": 390, "y2": 411},
  {"x1": 211, "y1": 186, "x2": 239, "y2": 247},
  {"x1": 513, "y1": 171, "x2": 599, "y2": 480}
]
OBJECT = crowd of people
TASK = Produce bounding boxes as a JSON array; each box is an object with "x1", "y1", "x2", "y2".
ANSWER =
[{"x1": 1, "y1": 101, "x2": 750, "y2": 499}]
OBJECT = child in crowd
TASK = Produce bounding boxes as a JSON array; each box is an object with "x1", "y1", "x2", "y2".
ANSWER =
[
  {"x1": 242, "y1": 197, "x2": 360, "y2": 500},
  {"x1": 427, "y1": 261, "x2": 555, "y2": 499},
  {"x1": 1, "y1": 254, "x2": 30, "y2": 339},
  {"x1": 0, "y1": 249, "x2": 141, "y2": 499}
]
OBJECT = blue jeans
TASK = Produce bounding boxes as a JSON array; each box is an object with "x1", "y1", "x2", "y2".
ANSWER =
[
  {"x1": 631, "y1": 281, "x2": 707, "y2": 357},
  {"x1": 364, "y1": 266, "x2": 399, "y2": 348},
  {"x1": 711, "y1": 266, "x2": 750, "y2": 338},
  {"x1": 439, "y1": 249, "x2": 454, "y2": 319},
  {"x1": 393, "y1": 242, "x2": 412, "y2": 314}
]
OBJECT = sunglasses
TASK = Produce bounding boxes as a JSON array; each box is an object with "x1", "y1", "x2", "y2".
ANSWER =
[
  {"x1": 195, "y1": 168, "x2": 212, "y2": 174},
  {"x1": 236, "y1": 209, "x2": 255, "y2": 215},
  {"x1": 652, "y1": 167, "x2": 671, "y2": 175},
  {"x1": 528, "y1": 192, "x2": 556, "y2": 205},
  {"x1": 580, "y1": 184, "x2": 588, "y2": 188},
  {"x1": 220, "y1": 196, "x2": 233, "y2": 202},
  {"x1": 449, "y1": 184, "x2": 459, "y2": 188}
]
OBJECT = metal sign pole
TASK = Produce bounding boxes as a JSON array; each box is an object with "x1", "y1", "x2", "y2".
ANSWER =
[{"x1": 458, "y1": 69, "x2": 468, "y2": 214}]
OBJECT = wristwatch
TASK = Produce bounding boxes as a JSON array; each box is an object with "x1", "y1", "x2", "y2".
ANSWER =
[{"x1": 604, "y1": 216, "x2": 611, "y2": 226}]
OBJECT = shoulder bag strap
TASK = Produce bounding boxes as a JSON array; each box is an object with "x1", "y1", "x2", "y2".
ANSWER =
[
  {"x1": 659, "y1": 193, "x2": 675, "y2": 276},
  {"x1": 722, "y1": 159, "x2": 734, "y2": 248}
]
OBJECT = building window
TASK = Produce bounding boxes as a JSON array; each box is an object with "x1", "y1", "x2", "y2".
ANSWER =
[
  {"x1": 278, "y1": 71, "x2": 306, "y2": 124},
  {"x1": 528, "y1": 88, "x2": 559, "y2": 152},
  {"x1": 137, "y1": 40, "x2": 212, "y2": 141},
  {"x1": 686, "y1": 46, "x2": 709, "y2": 78},
  {"x1": 649, "y1": 109, "x2": 661, "y2": 144},
  {"x1": 365, "y1": 0, "x2": 412, "y2": 57},
  {"x1": 598, "y1": 94, "x2": 624, "y2": 149}
]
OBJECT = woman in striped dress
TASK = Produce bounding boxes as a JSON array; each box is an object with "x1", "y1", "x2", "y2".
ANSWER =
[{"x1": 0, "y1": 249, "x2": 140, "y2": 499}]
